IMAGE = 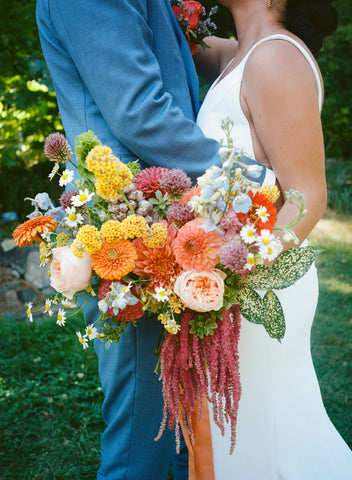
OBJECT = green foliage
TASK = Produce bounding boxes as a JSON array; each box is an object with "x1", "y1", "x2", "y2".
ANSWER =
[
  {"x1": 189, "y1": 314, "x2": 218, "y2": 337},
  {"x1": 326, "y1": 159, "x2": 352, "y2": 213}
]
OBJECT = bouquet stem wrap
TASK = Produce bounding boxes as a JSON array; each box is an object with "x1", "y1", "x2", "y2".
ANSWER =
[{"x1": 156, "y1": 305, "x2": 241, "y2": 454}]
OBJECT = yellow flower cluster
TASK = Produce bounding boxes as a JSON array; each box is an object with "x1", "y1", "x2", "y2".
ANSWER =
[
  {"x1": 39, "y1": 241, "x2": 52, "y2": 263},
  {"x1": 168, "y1": 294, "x2": 185, "y2": 315},
  {"x1": 258, "y1": 184, "x2": 280, "y2": 203},
  {"x1": 56, "y1": 232, "x2": 70, "y2": 247},
  {"x1": 143, "y1": 223, "x2": 168, "y2": 248},
  {"x1": 86, "y1": 145, "x2": 133, "y2": 201},
  {"x1": 158, "y1": 312, "x2": 180, "y2": 335},
  {"x1": 122, "y1": 214, "x2": 148, "y2": 239},
  {"x1": 100, "y1": 220, "x2": 125, "y2": 242},
  {"x1": 71, "y1": 225, "x2": 102, "y2": 257}
]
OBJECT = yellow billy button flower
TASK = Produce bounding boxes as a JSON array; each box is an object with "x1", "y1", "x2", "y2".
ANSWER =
[
  {"x1": 142, "y1": 223, "x2": 168, "y2": 248},
  {"x1": 258, "y1": 184, "x2": 280, "y2": 203},
  {"x1": 122, "y1": 215, "x2": 148, "y2": 239},
  {"x1": 100, "y1": 220, "x2": 125, "y2": 242},
  {"x1": 74, "y1": 225, "x2": 102, "y2": 255}
]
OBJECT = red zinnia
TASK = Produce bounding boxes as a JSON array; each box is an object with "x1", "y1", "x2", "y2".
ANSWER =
[{"x1": 236, "y1": 191, "x2": 277, "y2": 233}]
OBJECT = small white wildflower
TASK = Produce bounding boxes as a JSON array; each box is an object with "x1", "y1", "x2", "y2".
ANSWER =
[
  {"x1": 48, "y1": 162, "x2": 59, "y2": 180},
  {"x1": 85, "y1": 324, "x2": 98, "y2": 340},
  {"x1": 240, "y1": 224, "x2": 257, "y2": 244},
  {"x1": 65, "y1": 206, "x2": 84, "y2": 228},
  {"x1": 56, "y1": 308, "x2": 66, "y2": 326},
  {"x1": 71, "y1": 188, "x2": 94, "y2": 207},
  {"x1": 59, "y1": 169, "x2": 74, "y2": 187},
  {"x1": 26, "y1": 302, "x2": 33, "y2": 322},
  {"x1": 153, "y1": 286, "x2": 170, "y2": 302},
  {"x1": 44, "y1": 298, "x2": 54, "y2": 317},
  {"x1": 244, "y1": 252, "x2": 256, "y2": 271},
  {"x1": 255, "y1": 206, "x2": 269, "y2": 223},
  {"x1": 76, "y1": 331, "x2": 89, "y2": 349}
]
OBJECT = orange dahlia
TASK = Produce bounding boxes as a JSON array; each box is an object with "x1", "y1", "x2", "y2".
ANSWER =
[
  {"x1": 13, "y1": 215, "x2": 57, "y2": 248},
  {"x1": 132, "y1": 226, "x2": 180, "y2": 289},
  {"x1": 173, "y1": 218, "x2": 223, "y2": 272},
  {"x1": 91, "y1": 239, "x2": 137, "y2": 280}
]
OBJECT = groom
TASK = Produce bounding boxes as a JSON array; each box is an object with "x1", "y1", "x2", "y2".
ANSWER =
[{"x1": 36, "y1": 1, "x2": 221, "y2": 479}]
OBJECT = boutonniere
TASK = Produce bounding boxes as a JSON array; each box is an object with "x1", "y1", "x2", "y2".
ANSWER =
[{"x1": 171, "y1": 1, "x2": 218, "y2": 54}]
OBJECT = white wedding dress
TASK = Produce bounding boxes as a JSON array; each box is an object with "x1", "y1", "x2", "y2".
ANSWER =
[{"x1": 193, "y1": 34, "x2": 352, "y2": 480}]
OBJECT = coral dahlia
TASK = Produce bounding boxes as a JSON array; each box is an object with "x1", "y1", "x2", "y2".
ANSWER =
[
  {"x1": 173, "y1": 218, "x2": 223, "y2": 272},
  {"x1": 13, "y1": 215, "x2": 58, "y2": 248}
]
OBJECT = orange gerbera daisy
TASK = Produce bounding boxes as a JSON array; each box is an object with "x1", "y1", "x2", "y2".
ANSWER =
[
  {"x1": 91, "y1": 239, "x2": 137, "y2": 280},
  {"x1": 173, "y1": 218, "x2": 223, "y2": 272},
  {"x1": 13, "y1": 215, "x2": 57, "y2": 248}
]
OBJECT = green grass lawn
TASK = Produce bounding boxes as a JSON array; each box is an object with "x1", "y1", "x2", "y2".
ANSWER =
[{"x1": 0, "y1": 210, "x2": 351, "y2": 479}]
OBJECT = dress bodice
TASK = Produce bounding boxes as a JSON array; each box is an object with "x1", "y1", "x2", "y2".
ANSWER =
[{"x1": 197, "y1": 34, "x2": 323, "y2": 187}]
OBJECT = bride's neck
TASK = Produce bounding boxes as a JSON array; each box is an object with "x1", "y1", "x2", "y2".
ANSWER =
[{"x1": 230, "y1": 3, "x2": 285, "y2": 54}]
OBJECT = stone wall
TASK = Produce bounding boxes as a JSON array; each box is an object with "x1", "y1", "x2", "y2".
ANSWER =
[{"x1": 0, "y1": 238, "x2": 54, "y2": 318}]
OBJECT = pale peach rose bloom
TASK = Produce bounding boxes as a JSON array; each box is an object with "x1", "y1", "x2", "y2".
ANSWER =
[
  {"x1": 50, "y1": 246, "x2": 92, "y2": 299},
  {"x1": 173, "y1": 269, "x2": 226, "y2": 313}
]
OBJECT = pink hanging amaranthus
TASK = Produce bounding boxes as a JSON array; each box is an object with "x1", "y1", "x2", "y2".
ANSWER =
[{"x1": 155, "y1": 305, "x2": 242, "y2": 454}]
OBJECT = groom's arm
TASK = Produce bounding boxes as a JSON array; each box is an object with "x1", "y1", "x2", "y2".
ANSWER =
[{"x1": 40, "y1": 0, "x2": 220, "y2": 180}]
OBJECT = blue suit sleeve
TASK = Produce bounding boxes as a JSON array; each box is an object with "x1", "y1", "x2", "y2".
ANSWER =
[{"x1": 46, "y1": 0, "x2": 220, "y2": 180}]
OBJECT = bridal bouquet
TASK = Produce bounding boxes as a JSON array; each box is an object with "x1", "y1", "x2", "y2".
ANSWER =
[
  {"x1": 171, "y1": 0, "x2": 218, "y2": 54},
  {"x1": 13, "y1": 121, "x2": 320, "y2": 452}
]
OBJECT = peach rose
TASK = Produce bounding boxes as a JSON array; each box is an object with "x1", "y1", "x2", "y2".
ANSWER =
[
  {"x1": 173, "y1": 269, "x2": 226, "y2": 313},
  {"x1": 50, "y1": 246, "x2": 92, "y2": 299}
]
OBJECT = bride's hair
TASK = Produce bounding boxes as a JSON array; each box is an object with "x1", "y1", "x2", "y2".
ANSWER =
[{"x1": 284, "y1": 0, "x2": 338, "y2": 55}]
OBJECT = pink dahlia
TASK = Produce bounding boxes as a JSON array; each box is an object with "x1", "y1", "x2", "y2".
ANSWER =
[
  {"x1": 44, "y1": 132, "x2": 73, "y2": 163},
  {"x1": 60, "y1": 190, "x2": 78, "y2": 210},
  {"x1": 219, "y1": 240, "x2": 248, "y2": 272},
  {"x1": 133, "y1": 167, "x2": 169, "y2": 199},
  {"x1": 159, "y1": 169, "x2": 192, "y2": 197},
  {"x1": 166, "y1": 203, "x2": 195, "y2": 228},
  {"x1": 173, "y1": 218, "x2": 223, "y2": 272}
]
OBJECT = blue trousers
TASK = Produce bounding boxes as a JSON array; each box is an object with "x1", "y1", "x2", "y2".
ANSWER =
[{"x1": 88, "y1": 305, "x2": 188, "y2": 480}]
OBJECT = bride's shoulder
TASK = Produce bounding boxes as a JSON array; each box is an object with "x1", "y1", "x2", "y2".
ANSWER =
[{"x1": 243, "y1": 35, "x2": 321, "y2": 95}]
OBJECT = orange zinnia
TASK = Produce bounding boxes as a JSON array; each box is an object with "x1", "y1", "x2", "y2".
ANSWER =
[
  {"x1": 91, "y1": 239, "x2": 137, "y2": 280},
  {"x1": 13, "y1": 215, "x2": 58, "y2": 248}
]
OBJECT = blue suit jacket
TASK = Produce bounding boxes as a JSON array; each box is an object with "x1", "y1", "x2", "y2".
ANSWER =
[{"x1": 36, "y1": 0, "x2": 221, "y2": 182}]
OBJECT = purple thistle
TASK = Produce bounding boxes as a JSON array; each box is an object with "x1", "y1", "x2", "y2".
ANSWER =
[
  {"x1": 219, "y1": 240, "x2": 248, "y2": 272},
  {"x1": 59, "y1": 190, "x2": 78, "y2": 210},
  {"x1": 159, "y1": 169, "x2": 192, "y2": 198},
  {"x1": 166, "y1": 203, "x2": 195, "y2": 228},
  {"x1": 44, "y1": 133, "x2": 73, "y2": 164}
]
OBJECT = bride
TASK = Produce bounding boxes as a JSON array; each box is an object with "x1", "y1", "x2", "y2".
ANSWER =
[{"x1": 183, "y1": 0, "x2": 352, "y2": 478}]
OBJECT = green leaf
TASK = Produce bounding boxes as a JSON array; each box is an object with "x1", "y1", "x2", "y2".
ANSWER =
[
  {"x1": 237, "y1": 287, "x2": 268, "y2": 325},
  {"x1": 263, "y1": 290, "x2": 285, "y2": 341},
  {"x1": 271, "y1": 246, "x2": 323, "y2": 289},
  {"x1": 242, "y1": 246, "x2": 323, "y2": 290}
]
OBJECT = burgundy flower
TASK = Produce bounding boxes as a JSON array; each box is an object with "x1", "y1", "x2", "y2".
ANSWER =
[
  {"x1": 44, "y1": 132, "x2": 73, "y2": 163},
  {"x1": 133, "y1": 167, "x2": 169, "y2": 199},
  {"x1": 159, "y1": 169, "x2": 192, "y2": 198},
  {"x1": 166, "y1": 203, "x2": 195, "y2": 228}
]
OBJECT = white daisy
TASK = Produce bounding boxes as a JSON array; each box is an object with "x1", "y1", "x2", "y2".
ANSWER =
[
  {"x1": 259, "y1": 239, "x2": 283, "y2": 261},
  {"x1": 44, "y1": 298, "x2": 54, "y2": 317},
  {"x1": 56, "y1": 308, "x2": 66, "y2": 326},
  {"x1": 85, "y1": 324, "x2": 98, "y2": 340},
  {"x1": 240, "y1": 224, "x2": 257, "y2": 244},
  {"x1": 76, "y1": 331, "x2": 89, "y2": 349},
  {"x1": 256, "y1": 229, "x2": 276, "y2": 248},
  {"x1": 48, "y1": 162, "x2": 59, "y2": 181},
  {"x1": 255, "y1": 205, "x2": 269, "y2": 223},
  {"x1": 65, "y1": 206, "x2": 84, "y2": 228},
  {"x1": 59, "y1": 169, "x2": 74, "y2": 187},
  {"x1": 71, "y1": 188, "x2": 94, "y2": 207},
  {"x1": 244, "y1": 252, "x2": 256, "y2": 271},
  {"x1": 153, "y1": 286, "x2": 170, "y2": 302},
  {"x1": 26, "y1": 301, "x2": 33, "y2": 322},
  {"x1": 61, "y1": 298, "x2": 77, "y2": 309}
]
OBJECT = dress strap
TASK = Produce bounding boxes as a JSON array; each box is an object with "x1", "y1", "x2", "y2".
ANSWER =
[{"x1": 242, "y1": 34, "x2": 323, "y2": 111}]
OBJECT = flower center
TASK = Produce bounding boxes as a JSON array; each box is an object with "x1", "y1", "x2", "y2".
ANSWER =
[
  {"x1": 79, "y1": 194, "x2": 87, "y2": 202},
  {"x1": 68, "y1": 213, "x2": 77, "y2": 221},
  {"x1": 262, "y1": 238, "x2": 270, "y2": 246},
  {"x1": 107, "y1": 248, "x2": 119, "y2": 260}
]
